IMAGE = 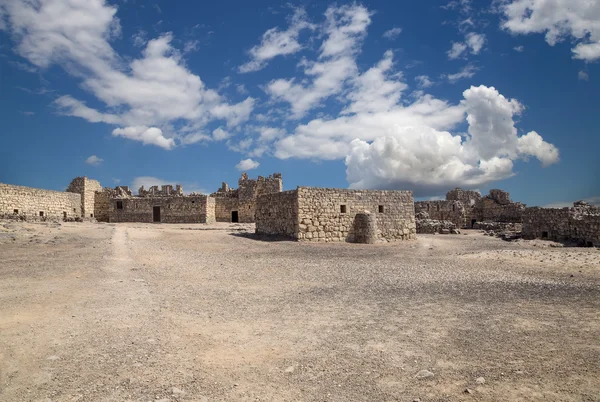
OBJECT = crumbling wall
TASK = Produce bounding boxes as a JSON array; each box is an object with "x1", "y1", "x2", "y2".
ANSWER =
[
  {"x1": 255, "y1": 190, "x2": 299, "y2": 237},
  {"x1": 0, "y1": 183, "x2": 81, "y2": 220},
  {"x1": 214, "y1": 196, "x2": 238, "y2": 222},
  {"x1": 296, "y1": 187, "x2": 416, "y2": 242},
  {"x1": 66, "y1": 177, "x2": 102, "y2": 219},
  {"x1": 522, "y1": 202, "x2": 600, "y2": 246},
  {"x1": 475, "y1": 197, "x2": 525, "y2": 223},
  {"x1": 109, "y1": 195, "x2": 214, "y2": 223},
  {"x1": 446, "y1": 188, "x2": 481, "y2": 206},
  {"x1": 414, "y1": 200, "x2": 466, "y2": 227}
]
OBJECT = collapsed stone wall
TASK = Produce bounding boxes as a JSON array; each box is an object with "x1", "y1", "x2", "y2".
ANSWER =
[
  {"x1": 66, "y1": 177, "x2": 102, "y2": 219},
  {"x1": 522, "y1": 202, "x2": 600, "y2": 246},
  {"x1": 109, "y1": 195, "x2": 215, "y2": 223},
  {"x1": 255, "y1": 190, "x2": 299, "y2": 237},
  {"x1": 414, "y1": 200, "x2": 466, "y2": 228},
  {"x1": 474, "y1": 190, "x2": 525, "y2": 224},
  {"x1": 0, "y1": 183, "x2": 81, "y2": 220},
  {"x1": 446, "y1": 188, "x2": 481, "y2": 206}
]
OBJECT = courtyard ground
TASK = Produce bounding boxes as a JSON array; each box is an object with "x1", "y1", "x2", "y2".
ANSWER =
[{"x1": 0, "y1": 221, "x2": 599, "y2": 402}]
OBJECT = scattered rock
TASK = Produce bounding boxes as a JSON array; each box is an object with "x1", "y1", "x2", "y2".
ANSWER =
[
  {"x1": 172, "y1": 387, "x2": 185, "y2": 395},
  {"x1": 46, "y1": 355, "x2": 59, "y2": 361},
  {"x1": 475, "y1": 376, "x2": 485, "y2": 384},
  {"x1": 415, "y1": 369, "x2": 434, "y2": 379},
  {"x1": 464, "y1": 388, "x2": 474, "y2": 394},
  {"x1": 284, "y1": 366, "x2": 295, "y2": 373}
]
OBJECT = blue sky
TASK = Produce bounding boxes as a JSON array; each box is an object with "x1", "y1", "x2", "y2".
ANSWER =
[{"x1": 0, "y1": 0, "x2": 598, "y2": 207}]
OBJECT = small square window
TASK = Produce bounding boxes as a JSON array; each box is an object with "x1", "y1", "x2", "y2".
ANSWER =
[
  {"x1": 116, "y1": 201, "x2": 123, "y2": 210},
  {"x1": 191, "y1": 201, "x2": 195, "y2": 204},
  {"x1": 39, "y1": 211, "x2": 44, "y2": 217},
  {"x1": 90, "y1": 214, "x2": 93, "y2": 217},
  {"x1": 340, "y1": 205, "x2": 347, "y2": 213},
  {"x1": 13, "y1": 209, "x2": 18, "y2": 214},
  {"x1": 378, "y1": 205, "x2": 384, "y2": 213},
  {"x1": 73, "y1": 208, "x2": 76, "y2": 212}
]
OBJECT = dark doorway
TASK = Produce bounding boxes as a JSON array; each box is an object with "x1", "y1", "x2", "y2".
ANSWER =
[
  {"x1": 541, "y1": 231, "x2": 549, "y2": 239},
  {"x1": 153, "y1": 206, "x2": 161, "y2": 222},
  {"x1": 231, "y1": 211, "x2": 239, "y2": 223},
  {"x1": 471, "y1": 219, "x2": 477, "y2": 227}
]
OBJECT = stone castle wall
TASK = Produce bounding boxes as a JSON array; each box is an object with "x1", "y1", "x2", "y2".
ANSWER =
[
  {"x1": 414, "y1": 200, "x2": 466, "y2": 228},
  {"x1": 522, "y1": 203, "x2": 600, "y2": 247},
  {"x1": 0, "y1": 183, "x2": 81, "y2": 220},
  {"x1": 66, "y1": 177, "x2": 103, "y2": 219},
  {"x1": 255, "y1": 190, "x2": 299, "y2": 237},
  {"x1": 109, "y1": 195, "x2": 215, "y2": 223},
  {"x1": 475, "y1": 197, "x2": 525, "y2": 223}
]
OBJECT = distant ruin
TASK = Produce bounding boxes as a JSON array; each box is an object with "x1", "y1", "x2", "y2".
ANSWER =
[{"x1": 415, "y1": 188, "x2": 526, "y2": 230}]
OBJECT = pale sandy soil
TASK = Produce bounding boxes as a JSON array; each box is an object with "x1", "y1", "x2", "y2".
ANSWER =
[{"x1": 0, "y1": 221, "x2": 599, "y2": 402}]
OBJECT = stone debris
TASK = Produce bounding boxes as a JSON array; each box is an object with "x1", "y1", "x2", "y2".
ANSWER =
[{"x1": 415, "y1": 369, "x2": 435, "y2": 379}]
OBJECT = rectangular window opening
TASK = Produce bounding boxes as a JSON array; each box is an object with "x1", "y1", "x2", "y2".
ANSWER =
[
  {"x1": 116, "y1": 201, "x2": 123, "y2": 210},
  {"x1": 541, "y1": 231, "x2": 549, "y2": 239},
  {"x1": 378, "y1": 205, "x2": 384, "y2": 213},
  {"x1": 39, "y1": 211, "x2": 44, "y2": 217},
  {"x1": 13, "y1": 209, "x2": 18, "y2": 214},
  {"x1": 63, "y1": 212, "x2": 67, "y2": 219},
  {"x1": 340, "y1": 205, "x2": 347, "y2": 213},
  {"x1": 90, "y1": 214, "x2": 93, "y2": 218}
]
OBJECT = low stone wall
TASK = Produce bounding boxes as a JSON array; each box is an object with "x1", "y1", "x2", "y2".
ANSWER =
[
  {"x1": 296, "y1": 187, "x2": 416, "y2": 242},
  {"x1": 416, "y1": 219, "x2": 457, "y2": 234},
  {"x1": 475, "y1": 198, "x2": 525, "y2": 223},
  {"x1": 0, "y1": 183, "x2": 81, "y2": 220},
  {"x1": 255, "y1": 190, "x2": 299, "y2": 237},
  {"x1": 109, "y1": 195, "x2": 214, "y2": 223},
  {"x1": 353, "y1": 212, "x2": 377, "y2": 243},
  {"x1": 523, "y1": 205, "x2": 600, "y2": 246}
]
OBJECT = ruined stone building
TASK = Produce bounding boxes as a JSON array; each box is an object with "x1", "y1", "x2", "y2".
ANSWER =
[
  {"x1": 210, "y1": 173, "x2": 282, "y2": 223},
  {"x1": 523, "y1": 201, "x2": 600, "y2": 247},
  {"x1": 255, "y1": 187, "x2": 416, "y2": 242},
  {"x1": 415, "y1": 188, "x2": 526, "y2": 229},
  {"x1": 0, "y1": 172, "x2": 281, "y2": 224}
]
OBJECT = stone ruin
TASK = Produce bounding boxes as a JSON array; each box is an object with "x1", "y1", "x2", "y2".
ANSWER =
[
  {"x1": 255, "y1": 187, "x2": 416, "y2": 242},
  {"x1": 1, "y1": 175, "x2": 598, "y2": 246},
  {"x1": 522, "y1": 201, "x2": 600, "y2": 247},
  {"x1": 414, "y1": 188, "x2": 526, "y2": 233}
]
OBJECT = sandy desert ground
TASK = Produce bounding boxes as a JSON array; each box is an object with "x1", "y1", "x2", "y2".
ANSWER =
[{"x1": 0, "y1": 221, "x2": 599, "y2": 402}]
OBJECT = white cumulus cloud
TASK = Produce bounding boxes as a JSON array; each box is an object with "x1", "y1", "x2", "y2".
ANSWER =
[
  {"x1": 235, "y1": 158, "x2": 260, "y2": 171},
  {"x1": 383, "y1": 27, "x2": 402, "y2": 40},
  {"x1": 0, "y1": 0, "x2": 254, "y2": 149},
  {"x1": 112, "y1": 126, "x2": 175, "y2": 150},
  {"x1": 85, "y1": 155, "x2": 104, "y2": 166},
  {"x1": 500, "y1": 0, "x2": 600, "y2": 61}
]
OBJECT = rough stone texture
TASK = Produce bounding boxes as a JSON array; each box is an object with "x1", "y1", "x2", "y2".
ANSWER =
[
  {"x1": 108, "y1": 194, "x2": 214, "y2": 223},
  {"x1": 256, "y1": 187, "x2": 416, "y2": 242},
  {"x1": 474, "y1": 191, "x2": 525, "y2": 224},
  {"x1": 66, "y1": 177, "x2": 102, "y2": 219},
  {"x1": 446, "y1": 188, "x2": 481, "y2": 207},
  {"x1": 522, "y1": 202, "x2": 600, "y2": 247},
  {"x1": 211, "y1": 173, "x2": 282, "y2": 223},
  {"x1": 0, "y1": 183, "x2": 81, "y2": 220},
  {"x1": 416, "y1": 218, "x2": 457, "y2": 234},
  {"x1": 254, "y1": 190, "x2": 298, "y2": 237},
  {"x1": 353, "y1": 212, "x2": 377, "y2": 244},
  {"x1": 414, "y1": 200, "x2": 466, "y2": 228}
]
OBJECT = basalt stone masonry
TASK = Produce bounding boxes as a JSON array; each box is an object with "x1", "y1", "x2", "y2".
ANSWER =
[
  {"x1": 66, "y1": 176, "x2": 102, "y2": 219},
  {"x1": 0, "y1": 183, "x2": 81, "y2": 220},
  {"x1": 523, "y1": 201, "x2": 600, "y2": 247},
  {"x1": 415, "y1": 188, "x2": 526, "y2": 230},
  {"x1": 256, "y1": 187, "x2": 416, "y2": 242},
  {"x1": 211, "y1": 173, "x2": 282, "y2": 223}
]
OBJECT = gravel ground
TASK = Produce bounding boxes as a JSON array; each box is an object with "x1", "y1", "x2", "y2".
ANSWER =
[{"x1": 1, "y1": 221, "x2": 599, "y2": 402}]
